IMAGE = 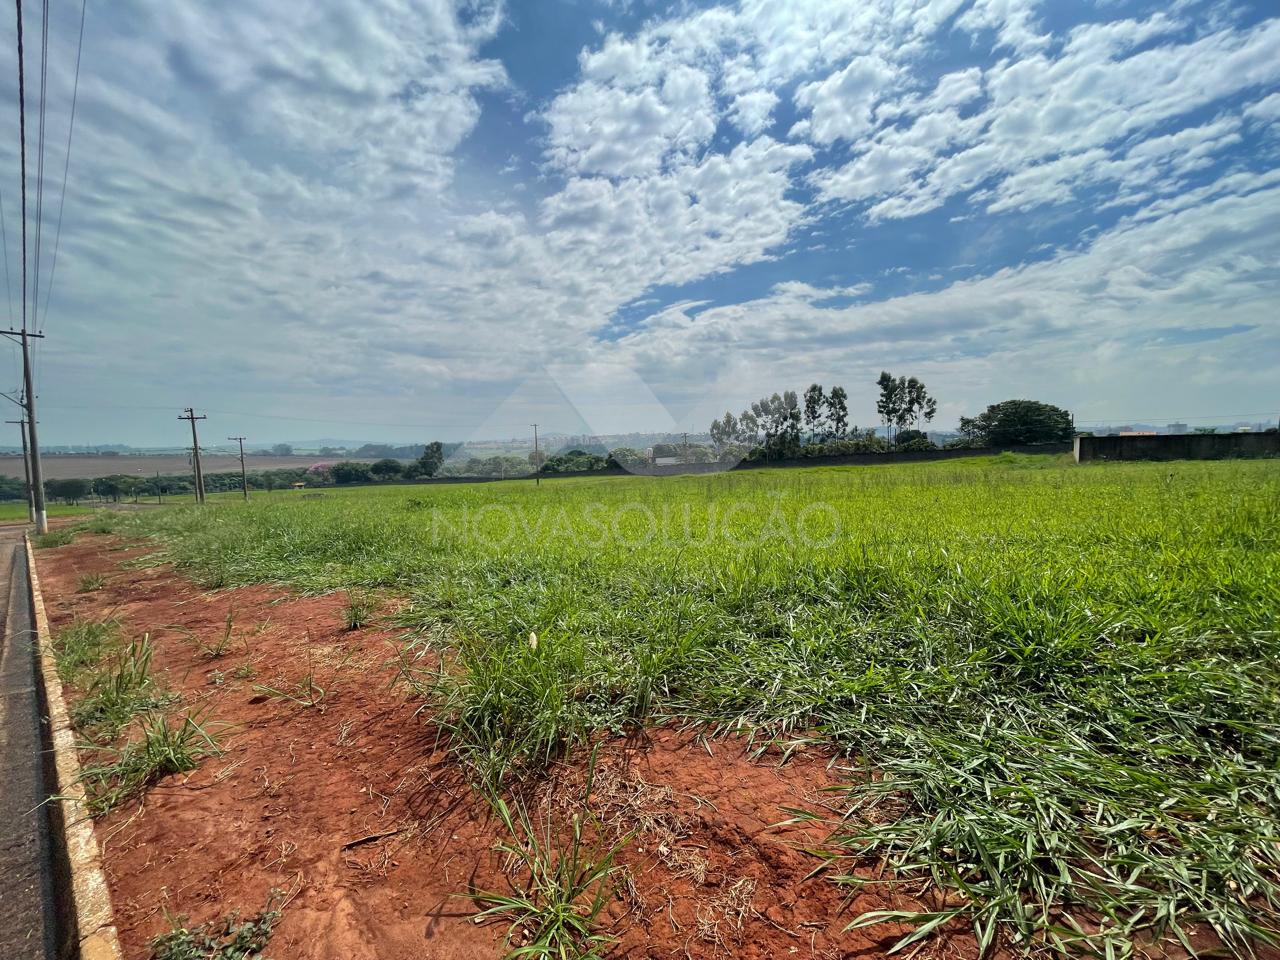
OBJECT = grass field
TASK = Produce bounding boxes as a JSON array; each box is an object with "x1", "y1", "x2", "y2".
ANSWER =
[
  {"x1": 110, "y1": 453, "x2": 1280, "y2": 955},
  {"x1": 0, "y1": 502, "x2": 92, "y2": 521}
]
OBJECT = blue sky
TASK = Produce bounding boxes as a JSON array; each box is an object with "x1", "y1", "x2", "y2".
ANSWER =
[{"x1": 0, "y1": 0, "x2": 1277, "y2": 447}]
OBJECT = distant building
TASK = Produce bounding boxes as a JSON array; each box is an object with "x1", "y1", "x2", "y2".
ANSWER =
[
  {"x1": 1166, "y1": 422, "x2": 1188, "y2": 434},
  {"x1": 1119, "y1": 431, "x2": 1157, "y2": 437}
]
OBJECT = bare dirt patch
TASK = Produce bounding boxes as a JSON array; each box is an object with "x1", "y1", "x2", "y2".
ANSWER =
[{"x1": 36, "y1": 534, "x2": 977, "y2": 960}]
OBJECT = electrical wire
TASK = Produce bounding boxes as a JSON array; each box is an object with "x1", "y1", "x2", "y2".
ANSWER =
[
  {"x1": 14, "y1": 0, "x2": 29, "y2": 333},
  {"x1": 30, "y1": 0, "x2": 49, "y2": 329},
  {"x1": 38, "y1": 0, "x2": 86, "y2": 334},
  {"x1": 0, "y1": 184, "x2": 13, "y2": 328}
]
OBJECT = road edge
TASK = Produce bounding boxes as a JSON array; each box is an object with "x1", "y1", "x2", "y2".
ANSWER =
[{"x1": 26, "y1": 537, "x2": 123, "y2": 960}]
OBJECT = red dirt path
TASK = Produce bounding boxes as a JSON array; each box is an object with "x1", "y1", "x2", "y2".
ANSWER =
[{"x1": 36, "y1": 535, "x2": 976, "y2": 960}]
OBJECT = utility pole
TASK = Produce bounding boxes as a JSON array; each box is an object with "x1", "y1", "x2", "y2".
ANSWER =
[
  {"x1": 531, "y1": 423, "x2": 540, "y2": 487},
  {"x1": 2, "y1": 330, "x2": 48, "y2": 531},
  {"x1": 5, "y1": 418, "x2": 34, "y2": 522},
  {"x1": 228, "y1": 436, "x2": 248, "y2": 500},
  {"x1": 179, "y1": 408, "x2": 207, "y2": 504}
]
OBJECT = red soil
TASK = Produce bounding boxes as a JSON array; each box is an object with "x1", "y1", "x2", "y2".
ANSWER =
[{"x1": 36, "y1": 535, "x2": 976, "y2": 960}]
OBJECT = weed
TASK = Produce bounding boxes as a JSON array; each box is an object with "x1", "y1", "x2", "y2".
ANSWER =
[
  {"x1": 231, "y1": 662, "x2": 255, "y2": 681},
  {"x1": 53, "y1": 616, "x2": 121, "y2": 680},
  {"x1": 34, "y1": 528, "x2": 75, "y2": 549},
  {"x1": 81, "y1": 711, "x2": 221, "y2": 815},
  {"x1": 78, "y1": 514, "x2": 121, "y2": 536},
  {"x1": 191, "y1": 609, "x2": 237, "y2": 659},
  {"x1": 340, "y1": 589, "x2": 378, "y2": 631},
  {"x1": 254, "y1": 665, "x2": 326, "y2": 711},
  {"x1": 472, "y1": 760, "x2": 628, "y2": 959},
  {"x1": 149, "y1": 890, "x2": 282, "y2": 960},
  {"x1": 71, "y1": 635, "x2": 170, "y2": 739},
  {"x1": 76, "y1": 573, "x2": 106, "y2": 593}
]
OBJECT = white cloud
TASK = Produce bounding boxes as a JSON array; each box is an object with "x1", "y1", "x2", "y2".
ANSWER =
[
  {"x1": 816, "y1": 14, "x2": 1280, "y2": 221},
  {"x1": 794, "y1": 55, "x2": 898, "y2": 144},
  {"x1": 608, "y1": 174, "x2": 1280, "y2": 425}
]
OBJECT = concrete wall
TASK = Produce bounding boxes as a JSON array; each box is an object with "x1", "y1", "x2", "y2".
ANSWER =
[{"x1": 1074, "y1": 432, "x2": 1280, "y2": 463}]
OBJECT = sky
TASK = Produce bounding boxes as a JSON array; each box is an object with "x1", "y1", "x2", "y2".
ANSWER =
[{"x1": 0, "y1": 0, "x2": 1277, "y2": 447}]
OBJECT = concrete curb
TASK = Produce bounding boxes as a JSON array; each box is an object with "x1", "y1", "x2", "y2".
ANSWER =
[{"x1": 26, "y1": 537, "x2": 124, "y2": 960}]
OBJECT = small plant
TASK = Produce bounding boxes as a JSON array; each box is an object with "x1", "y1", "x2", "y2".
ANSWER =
[
  {"x1": 53, "y1": 617, "x2": 121, "y2": 680},
  {"x1": 254, "y1": 666, "x2": 326, "y2": 711},
  {"x1": 34, "y1": 528, "x2": 75, "y2": 549},
  {"x1": 81, "y1": 711, "x2": 221, "y2": 815},
  {"x1": 231, "y1": 662, "x2": 255, "y2": 681},
  {"x1": 191, "y1": 610, "x2": 237, "y2": 659},
  {"x1": 79, "y1": 514, "x2": 121, "y2": 536},
  {"x1": 471, "y1": 758, "x2": 628, "y2": 960},
  {"x1": 72, "y1": 636, "x2": 169, "y2": 739},
  {"x1": 340, "y1": 589, "x2": 378, "y2": 631},
  {"x1": 149, "y1": 890, "x2": 282, "y2": 960},
  {"x1": 76, "y1": 573, "x2": 106, "y2": 593}
]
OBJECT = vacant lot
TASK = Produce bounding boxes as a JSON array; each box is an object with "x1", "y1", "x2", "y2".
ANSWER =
[
  {"x1": 0, "y1": 453, "x2": 364, "y2": 480},
  {"x1": 44, "y1": 454, "x2": 1280, "y2": 957}
]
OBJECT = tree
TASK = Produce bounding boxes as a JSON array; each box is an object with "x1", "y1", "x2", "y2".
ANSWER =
[
  {"x1": 46, "y1": 478, "x2": 91, "y2": 504},
  {"x1": 92, "y1": 476, "x2": 124, "y2": 502},
  {"x1": 271, "y1": 443, "x2": 294, "y2": 456},
  {"x1": 329, "y1": 461, "x2": 372, "y2": 484},
  {"x1": 527, "y1": 449, "x2": 547, "y2": 470},
  {"x1": 417, "y1": 441, "x2": 445, "y2": 478},
  {"x1": 709, "y1": 412, "x2": 739, "y2": 450},
  {"x1": 370, "y1": 458, "x2": 403, "y2": 480},
  {"x1": 803, "y1": 384, "x2": 827, "y2": 442},
  {"x1": 960, "y1": 400, "x2": 1073, "y2": 447},
  {"x1": 877, "y1": 371, "x2": 937, "y2": 444},
  {"x1": 876, "y1": 371, "x2": 903, "y2": 443},
  {"x1": 825, "y1": 386, "x2": 849, "y2": 439}
]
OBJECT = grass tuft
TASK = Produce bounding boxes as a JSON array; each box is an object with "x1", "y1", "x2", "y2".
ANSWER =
[
  {"x1": 81, "y1": 711, "x2": 221, "y2": 815},
  {"x1": 34, "y1": 528, "x2": 75, "y2": 548},
  {"x1": 71, "y1": 635, "x2": 170, "y2": 739},
  {"x1": 76, "y1": 573, "x2": 106, "y2": 593},
  {"x1": 53, "y1": 616, "x2": 121, "y2": 680},
  {"x1": 340, "y1": 589, "x2": 378, "y2": 631},
  {"x1": 472, "y1": 757, "x2": 628, "y2": 960}
]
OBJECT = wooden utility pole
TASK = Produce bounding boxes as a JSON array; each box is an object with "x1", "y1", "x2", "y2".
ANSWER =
[
  {"x1": 179, "y1": 408, "x2": 207, "y2": 504},
  {"x1": 5, "y1": 418, "x2": 34, "y2": 522},
  {"x1": 228, "y1": 436, "x2": 248, "y2": 500},
  {"x1": 531, "y1": 423, "x2": 540, "y2": 486}
]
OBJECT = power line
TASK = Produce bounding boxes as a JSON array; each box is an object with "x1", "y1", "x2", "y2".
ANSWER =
[
  {"x1": 0, "y1": 185, "x2": 12, "y2": 328},
  {"x1": 30, "y1": 0, "x2": 49, "y2": 329},
  {"x1": 15, "y1": 0, "x2": 29, "y2": 333},
  {"x1": 39, "y1": 0, "x2": 86, "y2": 334}
]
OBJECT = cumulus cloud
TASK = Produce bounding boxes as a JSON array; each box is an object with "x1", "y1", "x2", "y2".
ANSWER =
[{"x1": 0, "y1": 0, "x2": 1273, "y2": 443}]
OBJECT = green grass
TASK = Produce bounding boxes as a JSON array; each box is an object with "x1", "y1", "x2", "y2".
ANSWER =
[
  {"x1": 53, "y1": 616, "x2": 122, "y2": 680},
  {"x1": 472, "y1": 773, "x2": 627, "y2": 959},
  {"x1": 34, "y1": 527, "x2": 76, "y2": 548},
  {"x1": 0, "y1": 501, "x2": 92, "y2": 522},
  {"x1": 116, "y1": 455, "x2": 1280, "y2": 955},
  {"x1": 71, "y1": 635, "x2": 172, "y2": 739},
  {"x1": 80, "y1": 711, "x2": 221, "y2": 815}
]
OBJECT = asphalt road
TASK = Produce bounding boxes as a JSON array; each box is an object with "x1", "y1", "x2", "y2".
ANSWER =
[{"x1": 0, "y1": 527, "x2": 56, "y2": 960}]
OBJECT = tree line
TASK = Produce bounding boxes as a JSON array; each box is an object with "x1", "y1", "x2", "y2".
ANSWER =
[{"x1": 709, "y1": 372, "x2": 1073, "y2": 461}]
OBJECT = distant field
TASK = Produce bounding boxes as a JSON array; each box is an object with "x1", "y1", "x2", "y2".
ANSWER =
[
  {"x1": 0, "y1": 454, "x2": 371, "y2": 480},
  {"x1": 0, "y1": 502, "x2": 91, "y2": 521},
  {"x1": 115, "y1": 453, "x2": 1280, "y2": 954}
]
